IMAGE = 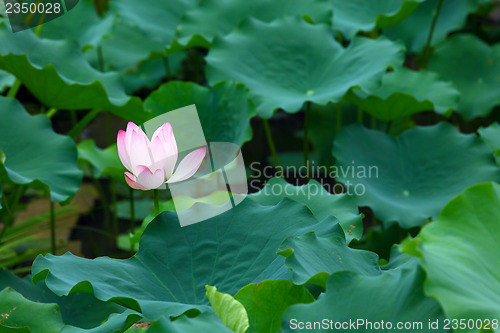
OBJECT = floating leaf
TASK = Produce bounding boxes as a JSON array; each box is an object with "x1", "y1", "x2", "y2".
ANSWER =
[
  {"x1": 404, "y1": 182, "x2": 500, "y2": 324},
  {"x1": 144, "y1": 81, "x2": 256, "y2": 146},
  {"x1": 206, "y1": 285, "x2": 249, "y2": 333},
  {"x1": 175, "y1": 0, "x2": 332, "y2": 48},
  {"x1": 384, "y1": 0, "x2": 483, "y2": 52},
  {"x1": 249, "y1": 178, "x2": 362, "y2": 243},
  {"x1": 0, "y1": 24, "x2": 147, "y2": 122},
  {"x1": 330, "y1": 0, "x2": 424, "y2": 38},
  {"x1": 281, "y1": 255, "x2": 446, "y2": 332},
  {"x1": 234, "y1": 280, "x2": 314, "y2": 333},
  {"x1": 277, "y1": 232, "x2": 381, "y2": 289},
  {"x1": 0, "y1": 287, "x2": 64, "y2": 333},
  {"x1": 206, "y1": 16, "x2": 403, "y2": 118},
  {"x1": 333, "y1": 123, "x2": 500, "y2": 228},
  {"x1": 429, "y1": 34, "x2": 500, "y2": 120},
  {"x1": 347, "y1": 68, "x2": 459, "y2": 121},
  {"x1": 0, "y1": 97, "x2": 82, "y2": 203},
  {"x1": 32, "y1": 199, "x2": 339, "y2": 319}
]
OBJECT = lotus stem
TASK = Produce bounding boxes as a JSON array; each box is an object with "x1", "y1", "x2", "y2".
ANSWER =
[
  {"x1": 153, "y1": 189, "x2": 160, "y2": 217},
  {"x1": 421, "y1": 0, "x2": 445, "y2": 67},
  {"x1": 303, "y1": 101, "x2": 311, "y2": 179},
  {"x1": 50, "y1": 201, "x2": 56, "y2": 254},
  {"x1": 262, "y1": 118, "x2": 282, "y2": 176}
]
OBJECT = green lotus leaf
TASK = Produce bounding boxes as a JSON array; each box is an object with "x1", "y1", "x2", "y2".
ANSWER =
[
  {"x1": 384, "y1": 0, "x2": 485, "y2": 53},
  {"x1": 333, "y1": 123, "x2": 500, "y2": 228},
  {"x1": 0, "y1": 269, "x2": 125, "y2": 330},
  {"x1": 0, "y1": 97, "x2": 82, "y2": 203},
  {"x1": 0, "y1": 24, "x2": 147, "y2": 123},
  {"x1": 347, "y1": 67, "x2": 459, "y2": 121},
  {"x1": 39, "y1": 0, "x2": 114, "y2": 49},
  {"x1": 331, "y1": 0, "x2": 424, "y2": 38},
  {"x1": 144, "y1": 81, "x2": 256, "y2": 146},
  {"x1": 206, "y1": 16, "x2": 403, "y2": 118},
  {"x1": 175, "y1": 0, "x2": 332, "y2": 48},
  {"x1": 249, "y1": 178, "x2": 362, "y2": 243},
  {"x1": 206, "y1": 285, "x2": 249, "y2": 333},
  {"x1": 281, "y1": 254, "x2": 446, "y2": 332},
  {"x1": 0, "y1": 69, "x2": 14, "y2": 93},
  {"x1": 0, "y1": 287, "x2": 64, "y2": 333},
  {"x1": 234, "y1": 279, "x2": 315, "y2": 333},
  {"x1": 147, "y1": 311, "x2": 234, "y2": 333},
  {"x1": 84, "y1": 0, "x2": 195, "y2": 75},
  {"x1": 404, "y1": 182, "x2": 500, "y2": 326},
  {"x1": 429, "y1": 34, "x2": 500, "y2": 120},
  {"x1": 32, "y1": 198, "x2": 339, "y2": 319},
  {"x1": 478, "y1": 122, "x2": 500, "y2": 165},
  {"x1": 61, "y1": 310, "x2": 142, "y2": 333},
  {"x1": 77, "y1": 140, "x2": 125, "y2": 183},
  {"x1": 277, "y1": 232, "x2": 381, "y2": 289},
  {"x1": 110, "y1": 0, "x2": 197, "y2": 49}
]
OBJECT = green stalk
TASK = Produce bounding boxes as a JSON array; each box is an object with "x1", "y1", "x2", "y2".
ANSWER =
[
  {"x1": 385, "y1": 121, "x2": 392, "y2": 134},
  {"x1": 262, "y1": 118, "x2": 282, "y2": 173},
  {"x1": 153, "y1": 189, "x2": 160, "y2": 217},
  {"x1": 50, "y1": 201, "x2": 56, "y2": 254},
  {"x1": 6, "y1": 79, "x2": 21, "y2": 98},
  {"x1": 110, "y1": 180, "x2": 118, "y2": 237},
  {"x1": 357, "y1": 107, "x2": 363, "y2": 123},
  {"x1": 46, "y1": 108, "x2": 58, "y2": 118},
  {"x1": 129, "y1": 188, "x2": 135, "y2": 254},
  {"x1": 67, "y1": 108, "x2": 101, "y2": 138},
  {"x1": 303, "y1": 102, "x2": 311, "y2": 179},
  {"x1": 336, "y1": 102, "x2": 342, "y2": 133},
  {"x1": 421, "y1": 0, "x2": 445, "y2": 68}
]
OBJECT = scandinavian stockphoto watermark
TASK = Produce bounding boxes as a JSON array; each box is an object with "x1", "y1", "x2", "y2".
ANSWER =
[{"x1": 249, "y1": 160, "x2": 378, "y2": 198}]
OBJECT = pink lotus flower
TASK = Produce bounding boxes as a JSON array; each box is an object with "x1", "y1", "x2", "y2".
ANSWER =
[{"x1": 117, "y1": 122, "x2": 206, "y2": 190}]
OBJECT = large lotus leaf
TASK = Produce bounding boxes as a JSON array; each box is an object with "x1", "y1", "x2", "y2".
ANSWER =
[
  {"x1": 429, "y1": 34, "x2": 500, "y2": 120},
  {"x1": 249, "y1": 178, "x2": 362, "y2": 243},
  {"x1": 0, "y1": 287, "x2": 64, "y2": 333},
  {"x1": 0, "y1": 268, "x2": 124, "y2": 330},
  {"x1": 61, "y1": 310, "x2": 141, "y2": 333},
  {"x1": 32, "y1": 198, "x2": 339, "y2": 320},
  {"x1": 404, "y1": 182, "x2": 500, "y2": 326},
  {"x1": 77, "y1": 140, "x2": 125, "y2": 183},
  {"x1": 0, "y1": 24, "x2": 147, "y2": 123},
  {"x1": 333, "y1": 123, "x2": 500, "y2": 228},
  {"x1": 175, "y1": 0, "x2": 332, "y2": 48},
  {"x1": 39, "y1": 0, "x2": 114, "y2": 49},
  {"x1": 110, "y1": 0, "x2": 197, "y2": 48},
  {"x1": 347, "y1": 67, "x2": 459, "y2": 121},
  {"x1": 206, "y1": 16, "x2": 403, "y2": 118},
  {"x1": 330, "y1": 0, "x2": 424, "y2": 38},
  {"x1": 277, "y1": 232, "x2": 381, "y2": 289},
  {"x1": 384, "y1": 0, "x2": 484, "y2": 53},
  {"x1": 281, "y1": 258, "x2": 446, "y2": 332},
  {"x1": 0, "y1": 69, "x2": 14, "y2": 93},
  {"x1": 234, "y1": 280, "x2": 315, "y2": 333},
  {"x1": 86, "y1": 19, "x2": 163, "y2": 73},
  {"x1": 144, "y1": 81, "x2": 256, "y2": 146},
  {"x1": 478, "y1": 122, "x2": 500, "y2": 165},
  {"x1": 0, "y1": 97, "x2": 82, "y2": 203},
  {"x1": 147, "y1": 311, "x2": 234, "y2": 333}
]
